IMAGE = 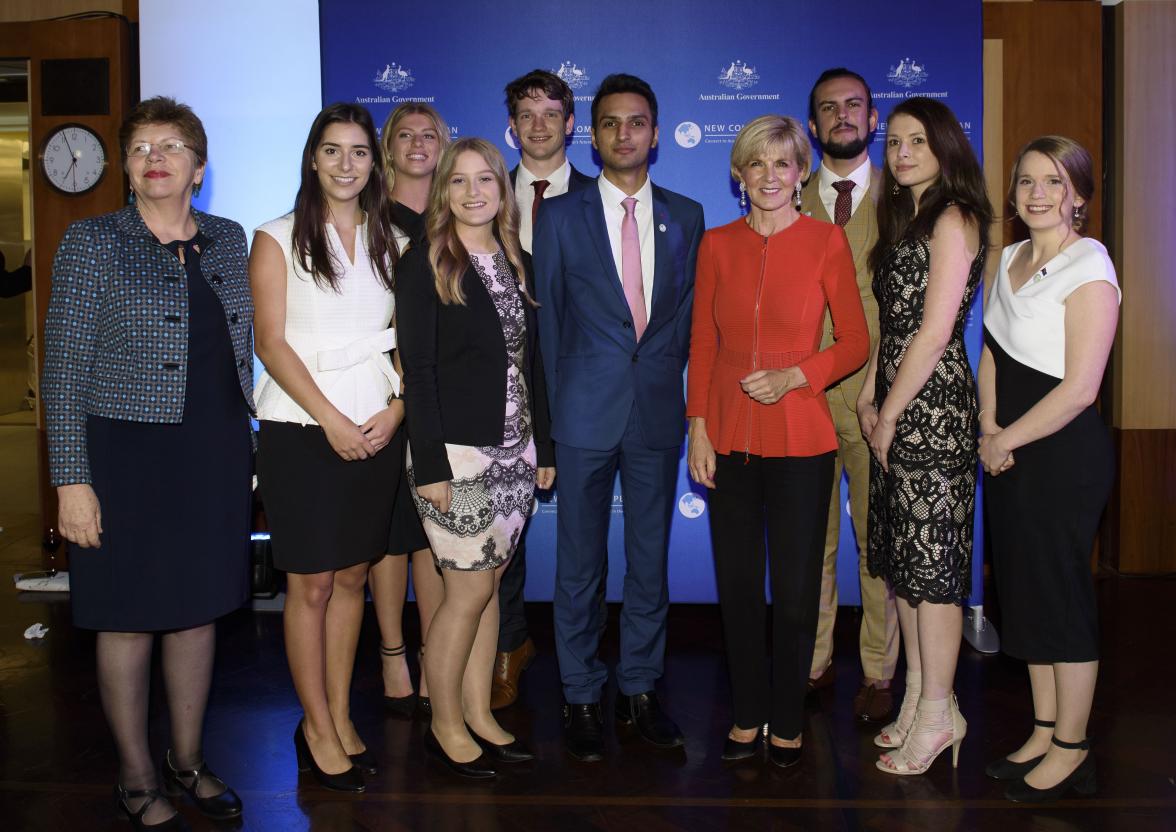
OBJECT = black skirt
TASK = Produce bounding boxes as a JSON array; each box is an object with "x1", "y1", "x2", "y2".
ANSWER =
[
  {"x1": 69, "y1": 233, "x2": 252, "y2": 632},
  {"x1": 257, "y1": 420, "x2": 401, "y2": 573}
]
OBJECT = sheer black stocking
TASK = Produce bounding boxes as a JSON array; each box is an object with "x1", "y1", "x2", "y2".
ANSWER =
[{"x1": 161, "y1": 623, "x2": 224, "y2": 797}]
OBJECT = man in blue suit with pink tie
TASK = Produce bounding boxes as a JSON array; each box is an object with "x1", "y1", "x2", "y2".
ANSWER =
[{"x1": 533, "y1": 73, "x2": 705, "y2": 762}]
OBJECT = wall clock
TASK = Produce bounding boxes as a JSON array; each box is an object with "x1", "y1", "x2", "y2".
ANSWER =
[{"x1": 41, "y1": 123, "x2": 108, "y2": 195}]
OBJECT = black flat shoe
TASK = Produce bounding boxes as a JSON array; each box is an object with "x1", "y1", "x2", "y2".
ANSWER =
[
  {"x1": 115, "y1": 785, "x2": 190, "y2": 831},
  {"x1": 472, "y1": 731, "x2": 535, "y2": 763},
  {"x1": 1005, "y1": 737, "x2": 1097, "y2": 803},
  {"x1": 424, "y1": 729, "x2": 497, "y2": 779},
  {"x1": 614, "y1": 691, "x2": 684, "y2": 749},
  {"x1": 564, "y1": 702, "x2": 605, "y2": 762},
  {"x1": 380, "y1": 642, "x2": 418, "y2": 717},
  {"x1": 986, "y1": 718, "x2": 1053, "y2": 781},
  {"x1": 293, "y1": 720, "x2": 366, "y2": 792},
  {"x1": 721, "y1": 727, "x2": 764, "y2": 761},
  {"x1": 768, "y1": 741, "x2": 802, "y2": 769},
  {"x1": 348, "y1": 746, "x2": 378, "y2": 776},
  {"x1": 160, "y1": 751, "x2": 242, "y2": 820},
  {"x1": 986, "y1": 753, "x2": 1045, "y2": 781}
]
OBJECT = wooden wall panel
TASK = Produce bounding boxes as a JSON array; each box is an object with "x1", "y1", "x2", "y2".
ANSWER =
[
  {"x1": 982, "y1": 1, "x2": 1103, "y2": 246},
  {"x1": 0, "y1": 16, "x2": 134, "y2": 569}
]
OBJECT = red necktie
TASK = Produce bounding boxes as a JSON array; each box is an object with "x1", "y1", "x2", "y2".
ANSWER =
[
  {"x1": 531, "y1": 179, "x2": 550, "y2": 227},
  {"x1": 833, "y1": 180, "x2": 855, "y2": 226}
]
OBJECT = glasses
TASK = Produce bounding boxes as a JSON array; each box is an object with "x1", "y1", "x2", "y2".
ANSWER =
[{"x1": 126, "y1": 140, "x2": 190, "y2": 158}]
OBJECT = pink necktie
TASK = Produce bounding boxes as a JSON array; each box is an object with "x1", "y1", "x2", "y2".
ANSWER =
[{"x1": 621, "y1": 196, "x2": 647, "y2": 340}]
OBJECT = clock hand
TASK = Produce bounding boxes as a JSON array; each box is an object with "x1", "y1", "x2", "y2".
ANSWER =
[{"x1": 61, "y1": 130, "x2": 75, "y2": 157}]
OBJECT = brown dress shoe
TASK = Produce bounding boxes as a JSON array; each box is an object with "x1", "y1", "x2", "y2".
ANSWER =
[
  {"x1": 853, "y1": 682, "x2": 894, "y2": 722},
  {"x1": 806, "y1": 663, "x2": 836, "y2": 693},
  {"x1": 490, "y1": 638, "x2": 536, "y2": 711}
]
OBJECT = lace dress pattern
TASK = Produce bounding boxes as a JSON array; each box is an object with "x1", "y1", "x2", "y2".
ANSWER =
[
  {"x1": 866, "y1": 236, "x2": 984, "y2": 605},
  {"x1": 410, "y1": 251, "x2": 537, "y2": 571}
]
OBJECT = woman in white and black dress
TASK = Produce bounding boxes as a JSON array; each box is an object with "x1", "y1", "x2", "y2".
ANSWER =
[
  {"x1": 979, "y1": 136, "x2": 1118, "y2": 803},
  {"x1": 396, "y1": 137, "x2": 555, "y2": 778},
  {"x1": 251, "y1": 103, "x2": 403, "y2": 792}
]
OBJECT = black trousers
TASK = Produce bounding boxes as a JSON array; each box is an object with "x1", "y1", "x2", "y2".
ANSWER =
[{"x1": 708, "y1": 451, "x2": 834, "y2": 739}]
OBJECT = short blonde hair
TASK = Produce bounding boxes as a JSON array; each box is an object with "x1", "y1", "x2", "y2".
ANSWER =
[{"x1": 730, "y1": 115, "x2": 812, "y2": 183}]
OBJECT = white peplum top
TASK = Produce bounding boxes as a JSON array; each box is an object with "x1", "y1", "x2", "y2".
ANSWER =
[{"x1": 254, "y1": 212, "x2": 399, "y2": 425}]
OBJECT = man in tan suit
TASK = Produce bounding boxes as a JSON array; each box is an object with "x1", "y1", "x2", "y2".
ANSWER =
[{"x1": 800, "y1": 68, "x2": 899, "y2": 722}]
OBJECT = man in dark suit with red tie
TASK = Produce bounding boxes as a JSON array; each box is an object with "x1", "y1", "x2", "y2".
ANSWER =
[
  {"x1": 534, "y1": 73, "x2": 704, "y2": 761},
  {"x1": 491, "y1": 69, "x2": 595, "y2": 712}
]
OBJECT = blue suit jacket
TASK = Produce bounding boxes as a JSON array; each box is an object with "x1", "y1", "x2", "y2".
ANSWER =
[{"x1": 533, "y1": 179, "x2": 704, "y2": 451}]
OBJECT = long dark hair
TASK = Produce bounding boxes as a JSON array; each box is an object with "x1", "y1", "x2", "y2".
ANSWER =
[
  {"x1": 869, "y1": 97, "x2": 992, "y2": 273},
  {"x1": 426, "y1": 138, "x2": 528, "y2": 306},
  {"x1": 293, "y1": 103, "x2": 397, "y2": 291}
]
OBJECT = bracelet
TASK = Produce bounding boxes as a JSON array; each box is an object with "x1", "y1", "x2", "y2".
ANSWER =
[
  {"x1": 386, "y1": 392, "x2": 398, "y2": 406},
  {"x1": 978, "y1": 408, "x2": 988, "y2": 420}
]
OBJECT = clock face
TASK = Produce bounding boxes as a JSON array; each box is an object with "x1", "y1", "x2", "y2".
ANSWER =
[{"x1": 41, "y1": 124, "x2": 107, "y2": 195}]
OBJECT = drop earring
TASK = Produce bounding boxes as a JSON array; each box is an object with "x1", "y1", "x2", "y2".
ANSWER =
[
  {"x1": 891, "y1": 181, "x2": 900, "y2": 196},
  {"x1": 128, "y1": 187, "x2": 135, "y2": 204},
  {"x1": 794, "y1": 182, "x2": 802, "y2": 209},
  {"x1": 739, "y1": 181, "x2": 747, "y2": 211},
  {"x1": 1073, "y1": 205, "x2": 1081, "y2": 220}
]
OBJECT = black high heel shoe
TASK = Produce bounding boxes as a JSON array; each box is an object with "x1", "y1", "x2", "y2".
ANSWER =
[
  {"x1": 381, "y1": 642, "x2": 418, "y2": 717},
  {"x1": 416, "y1": 644, "x2": 432, "y2": 718},
  {"x1": 985, "y1": 718, "x2": 1053, "y2": 781},
  {"x1": 1005, "y1": 737, "x2": 1097, "y2": 803},
  {"x1": 470, "y1": 727, "x2": 535, "y2": 763},
  {"x1": 293, "y1": 719, "x2": 366, "y2": 792},
  {"x1": 768, "y1": 733, "x2": 803, "y2": 769},
  {"x1": 424, "y1": 729, "x2": 497, "y2": 778},
  {"x1": 114, "y1": 785, "x2": 190, "y2": 831},
  {"x1": 160, "y1": 750, "x2": 242, "y2": 820},
  {"x1": 721, "y1": 724, "x2": 765, "y2": 762},
  {"x1": 348, "y1": 745, "x2": 379, "y2": 776}
]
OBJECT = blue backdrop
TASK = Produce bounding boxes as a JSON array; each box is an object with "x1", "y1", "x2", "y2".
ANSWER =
[{"x1": 320, "y1": 0, "x2": 985, "y2": 605}]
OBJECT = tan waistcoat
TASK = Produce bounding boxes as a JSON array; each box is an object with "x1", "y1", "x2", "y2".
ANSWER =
[{"x1": 799, "y1": 167, "x2": 881, "y2": 401}]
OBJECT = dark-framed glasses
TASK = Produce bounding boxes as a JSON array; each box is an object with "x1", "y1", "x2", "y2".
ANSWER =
[{"x1": 127, "y1": 140, "x2": 190, "y2": 158}]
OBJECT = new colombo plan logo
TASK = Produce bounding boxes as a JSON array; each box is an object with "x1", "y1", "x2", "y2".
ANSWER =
[
  {"x1": 373, "y1": 62, "x2": 414, "y2": 93},
  {"x1": 887, "y1": 57, "x2": 928, "y2": 88},
  {"x1": 675, "y1": 121, "x2": 702, "y2": 148},
  {"x1": 678, "y1": 491, "x2": 706, "y2": 519}
]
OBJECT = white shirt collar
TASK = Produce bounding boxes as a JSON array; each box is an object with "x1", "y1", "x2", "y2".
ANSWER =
[
  {"x1": 517, "y1": 158, "x2": 571, "y2": 191},
  {"x1": 818, "y1": 157, "x2": 872, "y2": 194},
  {"x1": 597, "y1": 172, "x2": 653, "y2": 210}
]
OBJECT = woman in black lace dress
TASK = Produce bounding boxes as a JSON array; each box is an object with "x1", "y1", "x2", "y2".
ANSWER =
[{"x1": 858, "y1": 97, "x2": 991, "y2": 776}]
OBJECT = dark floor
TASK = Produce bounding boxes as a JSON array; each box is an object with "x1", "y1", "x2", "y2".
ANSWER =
[{"x1": 1, "y1": 513, "x2": 1175, "y2": 830}]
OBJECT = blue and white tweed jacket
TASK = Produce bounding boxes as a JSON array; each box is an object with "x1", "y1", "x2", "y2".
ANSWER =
[{"x1": 42, "y1": 205, "x2": 255, "y2": 487}]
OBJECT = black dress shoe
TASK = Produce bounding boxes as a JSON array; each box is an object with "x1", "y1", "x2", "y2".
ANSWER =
[
  {"x1": 1005, "y1": 738, "x2": 1097, "y2": 803},
  {"x1": 161, "y1": 750, "x2": 242, "y2": 820},
  {"x1": 564, "y1": 702, "x2": 605, "y2": 762},
  {"x1": 115, "y1": 785, "x2": 191, "y2": 831},
  {"x1": 721, "y1": 728, "x2": 764, "y2": 762},
  {"x1": 472, "y1": 732, "x2": 535, "y2": 763},
  {"x1": 614, "y1": 691, "x2": 684, "y2": 749},
  {"x1": 293, "y1": 720, "x2": 366, "y2": 792},
  {"x1": 423, "y1": 730, "x2": 497, "y2": 779},
  {"x1": 986, "y1": 753, "x2": 1044, "y2": 781},
  {"x1": 768, "y1": 741, "x2": 802, "y2": 768},
  {"x1": 348, "y1": 746, "x2": 378, "y2": 776}
]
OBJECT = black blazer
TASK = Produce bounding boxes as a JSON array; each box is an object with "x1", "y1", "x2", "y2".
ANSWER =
[{"x1": 396, "y1": 243, "x2": 554, "y2": 486}]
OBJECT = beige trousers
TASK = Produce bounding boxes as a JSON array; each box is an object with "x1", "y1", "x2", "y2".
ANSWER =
[{"x1": 809, "y1": 384, "x2": 899, "y2": 682}]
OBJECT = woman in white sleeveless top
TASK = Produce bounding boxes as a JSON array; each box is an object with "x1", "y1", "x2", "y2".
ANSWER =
[
  {"x1": 978, "y1": 136, "x2": 1119, "y2": 802},
  {"x1": 252, "y1": 104, "x2": 403, "y2": 792}
]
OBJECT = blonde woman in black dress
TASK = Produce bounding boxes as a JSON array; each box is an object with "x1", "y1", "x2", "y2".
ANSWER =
[
  {"x1": 397, "y1": 137, "x2": 555, "y2": 777},
  {"x1": 979, "y1": 136, "x2": 1118, "y2": 802},
  {"x1": 860, "y1": 97, "x2": 991, "y2": 776}
]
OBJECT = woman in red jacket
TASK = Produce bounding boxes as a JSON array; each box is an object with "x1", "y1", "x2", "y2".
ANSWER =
[{"x1": 687, "y1": 114, "x2": 869, "y2": 768}]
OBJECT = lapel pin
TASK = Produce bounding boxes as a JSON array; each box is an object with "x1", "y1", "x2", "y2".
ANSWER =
[{"x1": 658, "y1": 223, "x2": 667, "y2": 233}]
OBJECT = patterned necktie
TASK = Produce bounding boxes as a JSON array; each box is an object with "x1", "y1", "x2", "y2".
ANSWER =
[
  {"x1": 833, "y1": 179, "x2": 855, "y2": 226},
  {"x1": 620, "y1": 196, "x2": 647, "y2": 340},
  {"x1": 531, "y1": 179, "x2": 550, "y2": 227}
]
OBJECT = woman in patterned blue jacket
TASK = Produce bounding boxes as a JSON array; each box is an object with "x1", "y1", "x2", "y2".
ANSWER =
[{"x1": 42, "y1": 97, "x2": 253, "y2": 830}]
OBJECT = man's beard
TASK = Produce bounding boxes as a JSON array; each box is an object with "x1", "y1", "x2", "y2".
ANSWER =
[{"x1": 822, "y1": 133, "x2": 869, "y2": 160}]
